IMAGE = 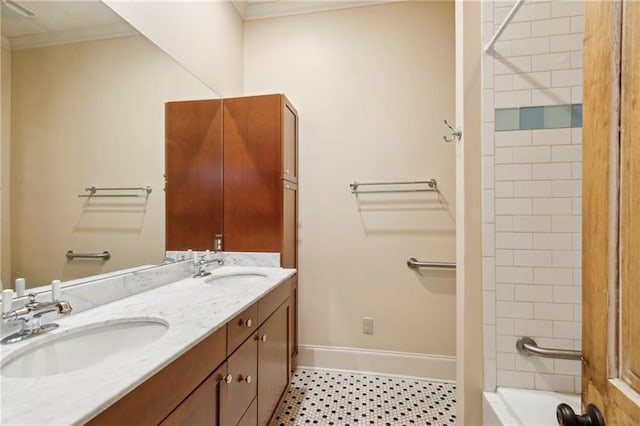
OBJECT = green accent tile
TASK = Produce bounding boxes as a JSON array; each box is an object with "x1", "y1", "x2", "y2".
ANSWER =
[
  {"x1": 495, "y1": 108, "x2": 520, "y2": 131},
  {"x1": 544, "y1": 105, "x2": 572, "y2": 128},
  {"x1": 571, "y1": 104, "x2": 582, "y2": 127},
  {"x1": 520, "y1": 106, "x2": 544, "y2": 130}
]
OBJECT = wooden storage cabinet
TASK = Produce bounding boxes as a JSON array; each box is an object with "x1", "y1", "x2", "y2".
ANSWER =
[{"x1": 87, "y1": 276, "x2": 297, "y2": 426}]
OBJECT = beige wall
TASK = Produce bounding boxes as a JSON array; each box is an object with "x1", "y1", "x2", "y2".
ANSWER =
[
  {"x1": 104, "y1": 0, "x2": 244, "y2": 98},
  {"x1": 245, "y1": 2, "x2": 456, "y2": 359},
  {"x1": 1, "y1": 46, "x2": 11, "y2": 288},
  {"x1": 9, "y1": 35, "x2": 217, "y2": 286}
]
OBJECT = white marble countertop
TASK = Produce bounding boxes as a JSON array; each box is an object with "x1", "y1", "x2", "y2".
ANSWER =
[{"x1": 0, "y1": 266, "x2": 295, "y2": 425}]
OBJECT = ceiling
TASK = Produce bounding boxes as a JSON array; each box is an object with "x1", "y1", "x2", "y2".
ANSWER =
[{"x1": 232, "y1": 0, "x2": 399, "y2": 20}]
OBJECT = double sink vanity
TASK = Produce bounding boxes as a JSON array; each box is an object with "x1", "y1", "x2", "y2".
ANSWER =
[{"x1": 1, "y1": 259, "x2": 297, "y2": 425}]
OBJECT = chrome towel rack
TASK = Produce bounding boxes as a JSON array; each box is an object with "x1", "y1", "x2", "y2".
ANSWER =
[
  {"x1": 516, "y1": 336, "x2": 582, "y2": 361},
  {"x1": 349, "y1": 179, "x2": 437, "y2": 194},
  {"x1": 78, "y1": 186, "x2": 152, "y2": 198},
  {"x1": 66, "y1": 250, "x2": 111, "y2": 261},
  {"x1": 407, "y1": 258, "x2": 456, "y2": 270}
]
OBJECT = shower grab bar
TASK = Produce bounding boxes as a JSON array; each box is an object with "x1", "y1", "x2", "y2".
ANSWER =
[
  {"x1": 350, "y1": 179, "x2": 437, "y2": 194},
  {"x1": 78, "y1": 186, "x2": 152, "y2": 197},
  {"x1": 407, "y1": 257, "x2": 456, "y2": 270},
  {"x1": 484, "y1": 0, "x2": 526, "y2": 53},
  {"x1": 516, "y1": 336, "x2": 582, "y2": 361},
  {"x1": 66, "y1": 250, "x2": 111, "y2": 261}
]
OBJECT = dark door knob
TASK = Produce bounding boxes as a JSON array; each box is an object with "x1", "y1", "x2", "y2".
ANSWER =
[{"x1": 557, "y1": 403, "x2": 605, "y2": 426}]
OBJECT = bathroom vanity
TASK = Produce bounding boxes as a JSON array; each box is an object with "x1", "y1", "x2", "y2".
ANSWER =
[{"x1": 0, "y1": 264, "x2": 297, "y2": 426}]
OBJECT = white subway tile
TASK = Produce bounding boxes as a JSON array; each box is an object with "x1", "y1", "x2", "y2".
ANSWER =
[
  {"x1": 484, "y1": 256, "x2": 496, "y2": 291},
  {"x1": 573, "y1": 304, "x2": 582, "y2": 322},
  {"x1": 496, "y1": 232, "x2": 533, "y2": 249},
  {"x1": 515, "y1": 284, "x2": 553, "y2": 302},
  {"x1": 496, "y1": 317, "x2": 515, "y2": 334},
  {"x1": 572, "y1": 197, "x2": 582, "y2": 214},
  {"x1": 482, "y1": 0, "x2": 494, "y2": 23},
  {"x1": 495, "y1": 56, "x2": 532, "y2": 74},
  {"x1": 532, "y1": 163, "x2": 572, "y2": 180},
  {"x1": 512, "y1": 71, "x2": 552, "y2": 90},
  {"x1": 496, "y1": 215, "x2": 514, "y2": 231},
  {"x1": 553, "y1": 321, "x2": 581, "y2": 339},
  {"x1": 513, "y1": 215, "x2": 552, "y2": 232},
  {"x1": 495, "y1": 182, "x2": 515, "y2": 198},
  {"x1": 513, "y1": 250, "x2": 552, "y2": 267},
  {"x1": 496, "y1": 1, "x2": 551, "y2": 23},
  {"x1": 514, "y1": 318, "x2": 554, "y2": 338},
  {"x1": 534, "y1": 373, "x2": 575, "y2": 393},
  {"x1": 572, "y1": 232, "x2": 582, "y2": 250},
  {"x1": 534, "y1": 267, "x2": 573, "y2": 285},
  {"x1": 571, "y1": 51, "x2": 583, "y2": 69},
  {"x1": 484, "y1": 223, "x2": 496, "y2": 254},
  {"x1": 552, "y1": 215, "x2": 582, "y2": 233},
  {"x1": 532, "y1": 128, "x2": 572, "y2": 146},
  {"x1": 496, "y1": 21, "x2": 532, "y2": 41},
  {"x1": 483, "y1": 157, "x2": 495, "y2": 189},
  {"x1": 516, "y1": 353, "x2": 554, "y2": 372},
  {"x1": 549, "y1": 34, "x2": 584, "y2": 54},
  {"x1": 571, "y1": 86, "x2": 583, "y2": 103},
  {"x1": 497, "y1": 370, "x2": 534, "y2": 389},
  {"x1": 497, "y1": 301, "x2": 534, "y2": 319},
  {"x1": 495, "y1": 147, "x2": 513, "y2": 164},
  {"x1": 552, "y1": 68, "x2": 583, "y2": 88},
  {"x1": 495, "y1": 74, "x2": 513, "y2": 92},
  {"x1": 534, "y1": 302, "x2": 574, "y2": 320},
  {"x1": 573, "y1": 339, "x2": 582, "y2": 351},
  {"x1": 514, "y1": 180, "x2": 553, "y2": 197},
  {"x1": 551, "y1": 0, "x2": 584, "y2": 18},
  {"x1": 497, "y1": 334, "x2": 519, "y2": 353},
  {"x1": 571, "y1": 15, "x2": 584, "y2": 34},
  {"x1": 484, "y1": 324, "x2": 497, "y2": 358},
  {"x1": 553, "y1": 250, "x2": 581, "y2": 268},
  {"x1": 574, "y1": 376, "x2": 581, "y2": 394},
  {"x1": 496, "y1": 250, "x2": 514, "y2": 266},
  {"x1": 495, "y1": 90, "x2": 532, "y2": 108},
  {"x1": 495, "y1": 164, "x2": 533, "y2": 181},
  {"x1": 554, "y1": 285, "x2": 580, "y2": 303},
  {"x1": 485, "y1": 359, "x2": 497, "y2": 391},
  {"x1": 512, "y1": 37, "x2": 550, "y2": 56},
  {"x1": 496, "y1": 198, "x2": 532, "y2": 214},
  {"x1": 497, "y1": 352, "x2": 516, "y2": 370},
  {"x1": 483, "y1": 88, "x2": 495, "y2": 121},
  {"x1": 554, "y1": 359, "x2": 581, "y2": 376},
  {"x1": 496, "y1": 283, "x2": 515, "y2": 301},
  {"x1": 571, "y1": 162, "x2": 582, "y2": 178},
  {"x1": 483, "y1": 122, "x2": 495, "y2": 153},
  {"x1": 552, "y1": 145, "x2": 582, "y2": 162},
  {"x1": 571, "y1": 128, "x2": 582, "y2": 145},
  {"x1": 512, "y1": 146, "x2": 551, "y2": 163},
  {"x1": 496, "y1": 266, "x2": 534, "y2": 284},
  {"x1": 533, "y1": 197, "x2": 573, "y2": 215},
  {"x1": 533, "y1": 232, "x2": 573, "y2": 249},
  {"x1": 485, "y1": 293, "x2": 496, "y2": 325},
  {"x1": 532, "y1": 52, "x2": 572, "y2": 71},
  {"x1": 493, "y1": 40, "x2": 513, "y2": 57},
  {"x1": 483, "y1": 54, "x2": 495, "y2": 89},
  {"x1": 536, "y1": 337, "x2": 575, "y2": 350},
  {"x1": 484, "y1": 189, "x2": 495, "y2": 220},
  {"x1": 552, "y1": 180, "x2": 581, "y2": 197},
  {"x1": 531, "y1": 17, "x2": 571, "y2": 37},
  {"x1": 572, "y1": 267, "x2": 581, "y2": 286},
  {"x1": 495, "y1": 130, "x2": 532, "y2": 147},
  {"x1": 483, "y1": 22, "x2": 496, "y2": 46},
  {"x1": 531, "y1": 87, "x2": 572, "y2": 105}
]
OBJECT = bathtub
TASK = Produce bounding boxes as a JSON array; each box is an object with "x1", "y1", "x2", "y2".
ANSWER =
[{"x1": 483, "y1": 387, "x2": 581, "y2": 425}]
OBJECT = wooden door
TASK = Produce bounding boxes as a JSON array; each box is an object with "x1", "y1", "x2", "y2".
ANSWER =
[
  {"x1": 165, "y1": 99, "x2": 223, "y2": 250},
  {"x1": 257, "y1": 302, "x2": 290, "y2": 426},
  {"x1": 581, "y1": 1, "x2": 640, "y2": 424}
]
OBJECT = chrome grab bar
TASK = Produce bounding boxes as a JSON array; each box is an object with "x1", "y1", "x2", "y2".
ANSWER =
[
  {"x1": 407, "y1": 257, "x2": 456, "y2": 270},
  {"x1": 65, "y1": 250, "x2": 111, "y2": 261},
  {"x1": 516, "y1": 336, "x2": 582, "y2": 361},
  {"x1": 349, "y1": 179, "x2": 437, "y2": 194},
  {"x1": 78, "y1": 186, "x2": 152, "y2": 197}
]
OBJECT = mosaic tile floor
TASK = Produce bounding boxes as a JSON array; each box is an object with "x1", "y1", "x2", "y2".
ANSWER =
[{"x1": 273, "y1": 369, "x2": 456, "y2": 426}]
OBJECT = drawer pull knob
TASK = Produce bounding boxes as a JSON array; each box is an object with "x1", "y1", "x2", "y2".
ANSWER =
[
  {"x1": 221, "y1": 374, "x2": 232, "y2": 384},
  {"x1": 241, "y1": 375, "x2": 252, "y2": 384},
  {"x1": 242, "y1": 318, "x2": 252, "y2": 328},
  {"x1": 259, "y1": 335, "x2": 267, "y2": 342}
]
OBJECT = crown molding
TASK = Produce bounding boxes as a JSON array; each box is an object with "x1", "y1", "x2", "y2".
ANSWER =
[
  {"x1": 232, "y1": 0, "x2": 399, "y2": 21},
  {"x1": 8, "y1": 22, "x2": 138, "y2": 50}
]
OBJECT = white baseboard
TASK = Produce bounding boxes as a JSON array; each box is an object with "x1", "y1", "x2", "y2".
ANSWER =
[{"x1": 296, "y1": 345, "x2": 456, "y2": 382}]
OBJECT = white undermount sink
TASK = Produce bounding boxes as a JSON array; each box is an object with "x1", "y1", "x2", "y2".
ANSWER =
[
  {"x1": 204, "y1": 271, "x2": 268, "y2": 285},
  {"x1": 1, "y1": 318, "x2": 168, "y2": 378}
]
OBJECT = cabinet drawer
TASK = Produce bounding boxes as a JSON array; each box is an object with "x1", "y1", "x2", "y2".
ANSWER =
[
  {"x1": 226, "y1": 334, "x2": 258, "y2": 426},
  {"x1": 258, "y1": 276, "x2": 294, "y2": 324},
  {"x1": 228, "y1": 303, "x2": 258, "y2": 355}
]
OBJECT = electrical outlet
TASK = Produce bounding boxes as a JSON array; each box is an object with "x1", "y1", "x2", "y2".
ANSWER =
[{"x1": 362, "y1": 317, "x2": 373, "y2": 335}]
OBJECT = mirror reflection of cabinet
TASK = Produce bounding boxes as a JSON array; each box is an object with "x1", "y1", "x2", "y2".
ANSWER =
[{"x1": 165, "y1": 94, "x2": 298, "y2": 268}]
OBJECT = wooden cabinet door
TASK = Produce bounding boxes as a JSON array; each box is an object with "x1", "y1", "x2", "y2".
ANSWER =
[
  {"x1": 282, "y1": 181, "x2": 297, "y2": 269},
  {"x1": 160, "y1": 362, "x2": 227, "y2": 426},
  {"x1": 282, "y1": 98, "x2": 298, "y2": 183},
  {"x1": 582, "y1": 1, "x2": 640, "y2": 424},
  {"x1": 257, "y1": 302, "x2": 290, "y2": 426},
  {"x1": 289, "y1": 278, "x2": 298, "y2": 366},
  {"x1": 225, "y1": 333, "x2": 258, "y2": 426},
  {"x1": 165, "y1": 99, "x2": 223, "y2": 250}
]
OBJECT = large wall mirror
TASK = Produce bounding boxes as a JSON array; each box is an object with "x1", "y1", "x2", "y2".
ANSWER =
[{"x1": 1, "y1": 0, "x2": 221, "y2": 289}]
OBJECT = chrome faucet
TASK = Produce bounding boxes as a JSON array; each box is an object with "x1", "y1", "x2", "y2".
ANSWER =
[
  {"x1": 1, "y1": 293, "x2": 73, "y2": 344},
  {"x1": 193, "y1": 256, "x2": 224, "y2": 278}
]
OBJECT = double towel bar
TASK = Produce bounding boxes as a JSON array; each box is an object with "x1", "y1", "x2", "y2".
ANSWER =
[
  {"x1": 516, "y1": 336, "x2": 582, "y2": 361},
  {"x1": 407, "y1": 257, "x2": 456, "y2": 270}
]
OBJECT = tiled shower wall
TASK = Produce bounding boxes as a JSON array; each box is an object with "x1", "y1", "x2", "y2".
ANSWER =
[{"x1": 481, "y1": 0, "x2": 584, "y2": 393}]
